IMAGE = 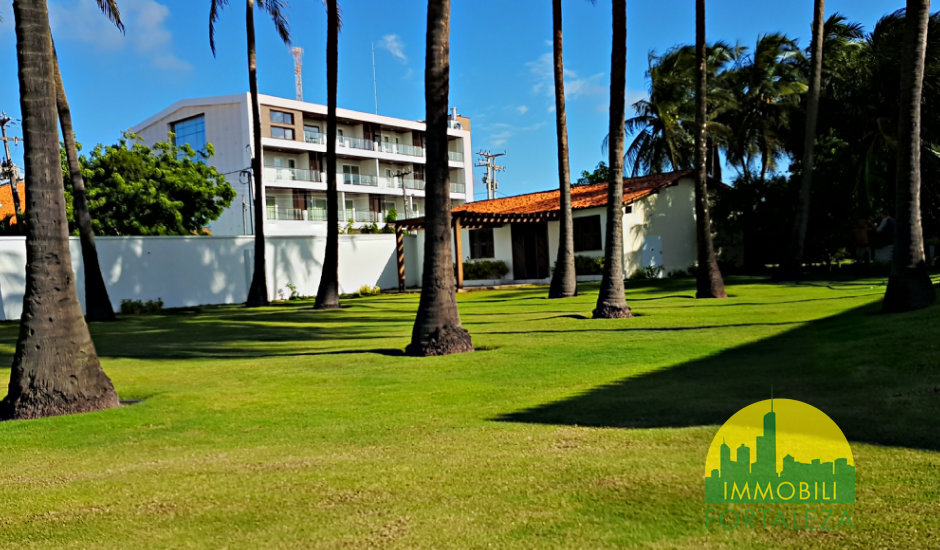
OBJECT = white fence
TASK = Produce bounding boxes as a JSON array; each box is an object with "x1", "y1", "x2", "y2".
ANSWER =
[{"x1": 0, "y1": 234, "x2": 420, "y2": 321}]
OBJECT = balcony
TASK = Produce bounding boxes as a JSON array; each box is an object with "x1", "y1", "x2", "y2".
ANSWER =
[
  {"x1": 264, "y1": 166, "x2": 321, "y2": 183},
  {"x1": 339, "y1": 137, "x2": 374, "y2": 151},
  {"x1": 378, "y1": 143, "x2": 424, "y2": 157},
  {"x1": 451, "y1": 182, "x2": 466, "y2": 194},
  {"x1": 448, "y1": 151, "x2": 464, "y2": 162},
  {"x1": 304, "y1": 131, "x2": 325, "y2": 145},
  {"x1": 406, "y1": 179, "x2": 426, "y2": 190},
  {"x1": 266, "y1": 205, "x2": 330, "y2": 222},
  {"x1": 354, "y1": 211, "x2": 383, "y2": 223}
]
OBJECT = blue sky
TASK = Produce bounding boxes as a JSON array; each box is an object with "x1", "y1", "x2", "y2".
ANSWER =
[{"x1": 0, "y1": 0, "x2": 900, "y2": 199}]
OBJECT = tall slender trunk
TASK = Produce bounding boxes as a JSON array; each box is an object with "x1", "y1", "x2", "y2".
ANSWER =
[
  {"x1": 693, "y1": 0, "x2": 727, "y2": 299},
  {"x1": 593, "y1": 0, "x2": 632, "y2": 319},
  {"x1": 245, "y1": 0, "x2": 269, "y2": 307},
  {"x1": 315, "y1": 0, "x2": 340, "y2": 309},
  {"x1": 883, "y1": 0, "x2": 935, "y2": 312},
  {"x1": 548, "y1": 0, "x2": 577, "y2": 299},
  {"x1": 3, "y1": 0, "x2": 119, "y2": 420},
  {"x1": 788, "y1": 0, "x2": 825, "y2": 277},
  {"x1": 53, "y1": 43, "x2": 116, "y2": 322},
  {"x1": 407, "y1": 0, "x2": 473, "y2": 356}
]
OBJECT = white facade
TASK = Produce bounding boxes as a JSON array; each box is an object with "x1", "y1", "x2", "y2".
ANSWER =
[{"x1": 131, "y1": 94, "x2": 474, "y2": 236}]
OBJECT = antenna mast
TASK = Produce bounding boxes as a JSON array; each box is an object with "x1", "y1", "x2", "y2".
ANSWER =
[{"x1": 292, "y1": 47, "x2": 304, "y2": 101}]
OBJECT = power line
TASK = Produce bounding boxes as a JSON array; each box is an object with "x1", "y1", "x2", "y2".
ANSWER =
[{"x1": 475, "y1": 150, "x2": 505, "y2": 200}]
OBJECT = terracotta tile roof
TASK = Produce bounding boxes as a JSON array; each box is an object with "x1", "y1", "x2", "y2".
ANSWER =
[
  {"x1": 453, "y1": 170, "x2": 694, "y2": 216},
  {"x1": 0, "y1": 182, "x2": 25, "y2": 223}
]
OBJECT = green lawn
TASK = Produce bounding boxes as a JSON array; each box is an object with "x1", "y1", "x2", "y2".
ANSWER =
[{"x1": 0, "y1": 278, "x2": 937, "y2": 548}]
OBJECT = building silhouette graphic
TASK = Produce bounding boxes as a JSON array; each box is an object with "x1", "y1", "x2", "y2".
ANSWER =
[{"x1": 705, "y1": 398, "x2": 855, "y2": 503}]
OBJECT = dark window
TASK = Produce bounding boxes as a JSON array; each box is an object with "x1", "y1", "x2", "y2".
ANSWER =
[
  {"x1": 170, "y1": 115, "x2": 206, "y2": 158},
  {"x1": 270, "y1": 110, "x2": 294, "y2": 124},
  {"x1": 469, "y1": 228, "x2": 495, "y2": 259},
  {"x1": 271, "y1": 127, "x2": 295, "y2": 140},
  {"x1": 573, "y1": 215, "x2": 602, "y2": 252}
]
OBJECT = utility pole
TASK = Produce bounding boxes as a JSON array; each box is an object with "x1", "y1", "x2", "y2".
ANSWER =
[
  {"x1": 0, "y1": 113, "x2": 23, "y2": 223},
  {"x1": 475, "y1": 151, "x2": 505, "y2": 200},
  {"x1": 391, "y1": 168, "x2": 413, "y2": 218}
]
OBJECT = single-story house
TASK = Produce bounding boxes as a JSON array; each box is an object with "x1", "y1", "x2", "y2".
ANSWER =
[{"x1": 394, "y1": 170, "x2": 715, "y2": 288}]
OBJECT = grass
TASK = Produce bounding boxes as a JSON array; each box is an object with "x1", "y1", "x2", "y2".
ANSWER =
[{"x1": 0, "y1": 277, "x2": 938, "y2": 548}]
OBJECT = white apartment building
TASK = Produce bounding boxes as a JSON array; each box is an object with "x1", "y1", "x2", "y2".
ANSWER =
[{"x1": 131, "y1": 93, "x2": 474, "y2": 236}]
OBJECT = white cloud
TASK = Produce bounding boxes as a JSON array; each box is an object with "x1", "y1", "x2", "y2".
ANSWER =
[
  {"x1": 516, "y1": 105, "x2": 529, "y2": 115},
  {"x1": 378, "y1": 34, "x2": 408, "y2": 64},
  {"x1": 49, "y1": 0, "x2": 191, "y2": 71},
  {"x1": 526, "y1": 52, "x2": 605, "y2": 100},
  {"x1": 481, "y1": 121, "x2": 546, "y2": 148}
]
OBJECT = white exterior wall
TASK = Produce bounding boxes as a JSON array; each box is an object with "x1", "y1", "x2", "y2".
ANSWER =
[
  {"x1": 0, "y1": 235, "x2": 418, "y2": 321},
  {"x1": 450, "y1": 177, "x2": 699, "y2": 283}
]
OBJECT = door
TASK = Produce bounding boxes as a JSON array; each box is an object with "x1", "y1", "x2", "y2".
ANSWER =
[{"x1": 511, "y1": 222, "x2": 549, "y2": 280}]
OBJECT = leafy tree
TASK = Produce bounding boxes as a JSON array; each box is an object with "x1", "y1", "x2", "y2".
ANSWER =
[
  {"x1": 3, "y1": 0, "x2": 119, "y2": 419},
  {"x1": 593, "y1": 0, "x2": 632, "y2": 319},
  {"x1": 407, "y1": 0, "x2": 473, "y2": 356},
  {"x1": 576, "y1": 161, "x2": 613, "y2": 185},
  {"x1": 69, "y1": 134, "x2": 234, "y2": 235},
  {"x1": 548, "y1": 0, "x2": 577, "y2": 299},
  {"x1": 315, "y1": 0, "x2": 341, "y2": 309},
  {"x1": 210, "y1": 0, "x2": 291, "y2": 307}
]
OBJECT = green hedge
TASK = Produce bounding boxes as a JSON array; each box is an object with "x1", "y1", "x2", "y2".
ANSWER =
[{"x1": 455, "y1": 259, "x2": 510, "y2": 280}]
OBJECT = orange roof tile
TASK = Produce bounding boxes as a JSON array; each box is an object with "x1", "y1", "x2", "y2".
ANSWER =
[
  {"x1": 454, "y1": 170, "x2": 694, "y2": 216},
  {"x1": 0, "y1": 181, "x2": 25, "y2": 223}
]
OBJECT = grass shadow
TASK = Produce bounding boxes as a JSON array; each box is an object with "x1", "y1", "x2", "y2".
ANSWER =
[{"x1": 496, "y1": 297, "x2": 940, "y2": 452}]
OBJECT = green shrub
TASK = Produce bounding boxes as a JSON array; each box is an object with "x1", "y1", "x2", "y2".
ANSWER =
[
  {"x1": 574, "y1": 255, "x2": 605, "y2": 275},
  {"x1": 120, "y1": 298, "x2": 164, "y2": 315},
  {"x1": 358, "y1": 285, "x2": 382, "y2": 296},
  {"x1": 456, "y1": 259, "x2": 510, "y2": 280}
]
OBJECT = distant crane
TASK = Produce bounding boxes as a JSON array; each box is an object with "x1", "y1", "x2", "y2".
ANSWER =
[
  {"x1": 292, "y1": 47, "x2": 303, "y2": 101},
  {"x1": 475, "y1": 151, "x2": 505, "y2": 200}
]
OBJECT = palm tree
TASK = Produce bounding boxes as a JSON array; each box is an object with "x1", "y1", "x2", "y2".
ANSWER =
[
  {"x1": 693, "y1": 0, "x2": 727, "y2": 299},
  {"x1": 3, "y1": 0, "x2": 119, "y2": 419},
  {"x1": 406, "y1": 0, "x2": 473, "y2": 356},
  {"x1": 54, "y1": 37, "x2": 117, "y2": 322},
  {"x1": 210, "y1": 0, "x2": 291, "y2": 308},
  {"x1": 548, "y1": 0, "x2": 577, "y2": 299},
  {"x1": 315, "y1": 0, "x2": 341, "y2": 309},
  {"x1": 883, "y1": 0, "x2": 936, "y2": 312},
  {"x1": 593, "y1": 0, "x2": 632, "y2": 319},
  {"x1": 787, "y1": 0, "x2": 826, "y2": 278}
]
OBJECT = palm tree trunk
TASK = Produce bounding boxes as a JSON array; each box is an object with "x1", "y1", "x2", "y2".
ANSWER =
[
  {"x1": 245, "y1": 0, "x2": 269, "y2": 307},
  {"x1": 52, "y1": 43, "x2": 116, "y2": 322},
  {"x1": 548, "y1": 0, "x2": 577, "y2": 299},
  {"x1": 593, "y1": 0, "x2": 632, "y2": 319},
  {"x1": 693, "y1": 0, "x2": 727, "y2": 299},
  {"x1": 787, "y1": 0, "x2": 825, "y2": 278},
  {"x1": 3, "y1": 0, "x2": 119, "y2": 420},
  {"x1": 315, "y1": 0, "x2": 341, "y2": 309},
  {"x1": 883, "y1": 0, "x2": 935, "y2": 312},
  {"x1": 406, "y1": 0, "x2": 473, "y2": 356}
]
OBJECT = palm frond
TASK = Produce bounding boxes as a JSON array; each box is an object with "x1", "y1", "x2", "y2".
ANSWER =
[
  {"x1": 96, "y1": 0, "x2": 124, "y2": 33},
  {"x1": 259, "y1": 0, "x2": 292, "y2": 45},
  {"x1": 209, "y1": 0, "x2": 229, "y2": 57}
]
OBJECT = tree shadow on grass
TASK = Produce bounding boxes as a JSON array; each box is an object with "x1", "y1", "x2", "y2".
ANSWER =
[{"x1": 495, "y1": 298, "x2": 940, "y2": 452}]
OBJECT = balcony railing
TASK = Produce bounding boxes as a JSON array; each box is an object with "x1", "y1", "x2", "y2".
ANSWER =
[
  {"x1": 266, "y1": 206, "x2": 330, "y2": 222},
  {"x1": 338, "y1": 137, "x2": 374, "y2": 151},
  {"x1": 354, "y1": 211, "x2": 383, "y2": 223},
  {"x1": 450, "y1": 182, "x2": 466, "y2": 194},
  {"x1": 264, "y1": 166, "x2": 321, "y2": 183},
  {"x1": 448, "y1": 151, "x2": 464, "y2": 162},
  {"x1": 406, "y1": 179, "x2": 426, "y2": 190},
  {"x1": 304, "y1": 131, "x2": 325, "y2": 145}
]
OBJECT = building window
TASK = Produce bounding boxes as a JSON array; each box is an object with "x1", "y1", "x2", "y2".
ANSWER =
[
  {"x1": 573, "y1": 215, "x2": 602, "y2": 252},
  {"x1": 342, "y1": 165, "x2": 360, "y2": 185},
  {"x1": 271, "y1": 127, "x2": 294, "y2": 140},
  {"x1": 469, "y1": 228, "x2": 495, "y2": 259},
  {"x1": 304, "y1": 124, "x2": 321, "y2": 142},
  {"x1": 170, "y1": 115, "x2": 206, "y2": 156},
  {"x1": 270, "y1": 110, "x2": 294, "y2": 124}
]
